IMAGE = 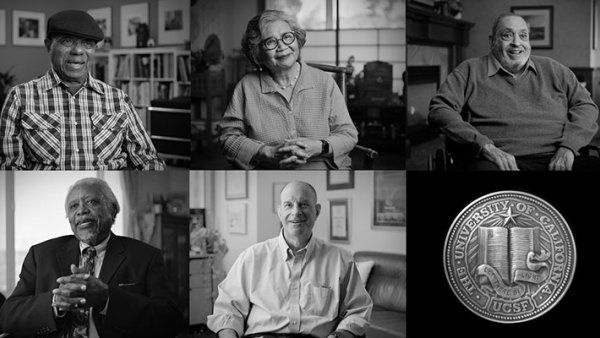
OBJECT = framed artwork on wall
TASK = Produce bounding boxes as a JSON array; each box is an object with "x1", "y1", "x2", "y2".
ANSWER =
[
  {"x1": 326, "y1": 171, "x2": 355, "y2": 190},
  {"x1": 373, "y1": 171, "x2": 406, "y2": 229},
  {"x1": 227, "y1": 203, "x2": 247, "y2": 234},
  {"x1": 225, "y1": 171, "x2": 247, "y2": 199},
  {"x1": 88, "y1": 7, "x2": 112, "y2": 39},
  {"x1": 12, "y1": 10, "x2": 45, "y2": 46},
  {"x1": 511, "y1": 6, "x2": 553, "y2": 49},
  {"x1": 158, "y1": 0, "x2": 190, "y2": 45},
  {"x1": 120, "y1": 2, "x2": 149, "y2": 47},
  {"x1": 330, "y1": 198, "x2": 350, "y2": 242},
  {"x1": 0, "y1": 10, "x2": 6, "y2": 45}
]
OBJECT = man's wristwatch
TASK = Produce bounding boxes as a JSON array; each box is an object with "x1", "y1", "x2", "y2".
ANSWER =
[{"x1": 321, "y1": 139, "x2": 330, "y2": 155}]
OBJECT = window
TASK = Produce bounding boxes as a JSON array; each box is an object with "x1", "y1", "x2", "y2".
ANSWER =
[
  {"x1": 266, "y1": 0, "x2": 405, "y2": 29},
  {"x1": 266, "y1": 0, "x2": 406, "y2": 93}
]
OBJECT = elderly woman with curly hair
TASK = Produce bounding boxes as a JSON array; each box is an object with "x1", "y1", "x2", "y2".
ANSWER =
[{"x1": 218, "y1": 10, "x2": 358, "y2": 169}]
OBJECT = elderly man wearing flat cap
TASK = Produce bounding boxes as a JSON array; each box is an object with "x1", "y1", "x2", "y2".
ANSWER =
[{"x1": 0, "y1": 10, "x2": 164, "y2": 170}]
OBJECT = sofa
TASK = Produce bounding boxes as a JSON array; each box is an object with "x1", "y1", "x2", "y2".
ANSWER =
[{"x1": 354, "y1": 251, "x2": 406, "y2": 338}]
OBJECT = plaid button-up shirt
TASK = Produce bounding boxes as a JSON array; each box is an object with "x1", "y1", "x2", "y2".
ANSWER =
[
  {"x1": 218, "y1": 61, "x2": 358, "y2": 169},
  {"x1": 0, "y1": 69, "x2": 164, "y2": 170}
]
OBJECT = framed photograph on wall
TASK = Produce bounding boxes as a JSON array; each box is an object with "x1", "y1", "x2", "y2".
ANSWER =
[
  {"x1": 225, "y1": 171, "x2": 247, "y2": 199},
  {"x1": 12, "y1": 10, "x2": 45, "y2": 46},
  {"x1": 0, "y1": 10, "x2": 6, "y2": 45},
  {"x1": 158, "y1": 0, "x2": 190, "y2": 45},
  {"x1": 511, "y1": 6, "x2": 553, "y2": 49},
  {"x1": 273, "y1": 182, "x2": 286, "y2": 213},
  {"x1": 88, "y1": 7, "x2": 112, "y2": 39},
  {"x1": 373, "y1": 171, "x2": 406, "y2": 229},
  {"x1": 330, "y1": 199, "x2": 350, "y2": 242},
  {"x1": 227, "y1": 203, "x2": 247, "y2": 234},
  {"x1": 327, "y1": 171, "x2": 354, "y2": 190},
  {"x1": 120, "y1": 2, "x2": 148, "y2": 47}
]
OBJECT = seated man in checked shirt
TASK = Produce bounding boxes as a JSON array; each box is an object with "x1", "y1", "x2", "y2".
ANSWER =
[
  {"x1": 207, "y1": 181, "x2": 373, "y2": 338},
  {"x1": 0, "y1": 10, "x2": 164, "y2": 170}
]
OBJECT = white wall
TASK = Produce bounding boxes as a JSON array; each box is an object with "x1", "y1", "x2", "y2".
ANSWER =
[
  {"x1": 213, "y1": 171, "x2": 259, "y2": 271},
  {"x1": 199, "y1": 171, "x2": 406, "y2": 272}
]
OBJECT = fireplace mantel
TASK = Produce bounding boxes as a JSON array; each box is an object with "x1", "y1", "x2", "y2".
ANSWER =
[{"x1": 407, "y1": 5, "x2": 474, "y2": 69}]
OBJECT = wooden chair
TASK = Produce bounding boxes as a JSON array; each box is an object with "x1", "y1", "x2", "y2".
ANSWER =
[{"x1": 307, "y1": 63, "x2": 379, "y2": 169}]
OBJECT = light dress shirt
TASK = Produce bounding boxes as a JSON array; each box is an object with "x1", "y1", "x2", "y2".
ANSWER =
[
  {"x1": 53, "y1": 234, "x2": 110, "y2": 338},
  {"x1": 218, "y1": 61, "x2": 358, "y2": 169},
  {"x1": 207, "y1": 231, "x2": 372, "y2": 338},
  {"x1": 0, "y1": 69, "x2": 165, "y2": 170},
  {"x1": 78, "y1": 234, "x2": 110, "y2": 338}
]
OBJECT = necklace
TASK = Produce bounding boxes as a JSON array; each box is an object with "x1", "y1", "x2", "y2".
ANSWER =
[{"x1": 277, "y1": 63, "x2": 300, "y2": 90}]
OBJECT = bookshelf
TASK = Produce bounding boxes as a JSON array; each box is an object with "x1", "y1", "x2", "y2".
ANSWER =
[{"x1": 108, "y1": 47, "x2": 191, "y2": 128}]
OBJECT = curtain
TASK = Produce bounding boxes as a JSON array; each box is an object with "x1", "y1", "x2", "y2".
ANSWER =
[{"x1": 121, "y1": 172, "x2": 159, "y2": 247}]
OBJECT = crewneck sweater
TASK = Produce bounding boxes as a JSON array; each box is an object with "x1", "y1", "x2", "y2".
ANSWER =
[{"x1": 429, "y1": 54, "x2": 598, "y2": 156}]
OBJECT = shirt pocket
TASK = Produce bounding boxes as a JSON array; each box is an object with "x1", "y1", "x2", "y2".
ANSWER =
[
  {"x1": 91, "y1": 112, "x2": 129, "y2": 156},
  {"x1": 20, "y1": 111, "x2": 61, "y2": 160},
  {"x1": 303, "y1": 283, "x2": 337, "y2": 318}
]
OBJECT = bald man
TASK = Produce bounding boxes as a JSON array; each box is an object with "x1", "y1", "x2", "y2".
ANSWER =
[
  {"x1": 429, "y1": 13, "x2": 600, "y2": 171},
  {"x1": 208, "y1": 181, "x2": 372, "y2": 338}
]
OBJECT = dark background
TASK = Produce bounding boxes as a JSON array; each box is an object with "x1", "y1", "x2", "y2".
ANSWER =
[{"x1": 407, "y1": 172, "x2": 596, "y2": 337}]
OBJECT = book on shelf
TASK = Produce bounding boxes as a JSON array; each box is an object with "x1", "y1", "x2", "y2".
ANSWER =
[
  {"x1": 116, "y1": 55, "x2": 131, "y2": 78},
  {"x1": 177, "y1": 55, "x2": 190, "y2": 82},
  {"x1": 135, "y1": 55, "x2": 151, "y2": 78},
  {"x1": 153, "y1": 55, "x2": 163, "y2": 78},
  {"x1": 155, "y1": 82, "x2": 172, "y2": 100}
]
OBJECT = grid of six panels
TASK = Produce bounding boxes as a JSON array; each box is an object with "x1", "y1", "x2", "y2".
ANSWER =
[{"x1": 2, "y1": 0, "x2": 596, "y2": 337}]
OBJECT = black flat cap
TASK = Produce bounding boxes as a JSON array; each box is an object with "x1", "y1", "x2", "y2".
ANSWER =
[{"x1": 47, "y1": 10, "x2": 104, "y2": 42}]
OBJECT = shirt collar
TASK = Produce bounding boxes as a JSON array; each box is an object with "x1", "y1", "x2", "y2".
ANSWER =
[
  {"x1": 487, "y1": 53, "x2": 537, "y2": 77},
  {"x1": 41, "y1": 68, "x2": 104, "y2": 95},
  {"x1": 259, "y1": 60, "x2": 315, "y2": 94},
  {"x1": 79, "y1": 232, "x2": 111, "y2": 257},
  {"x1": 277, "y1": 228, "x2": 315, "y2": 260}
]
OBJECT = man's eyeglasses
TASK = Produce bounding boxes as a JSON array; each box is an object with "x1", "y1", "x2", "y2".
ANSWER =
[
  {"x1": 56, "y1": 36, "x2": 97, "y2": 49},
  {"x1": 261, "y1": 32, "x2": 296, "y2": 50},
  {"x1": 498, "y1": 30, "x2": 529, "y2": 42}
]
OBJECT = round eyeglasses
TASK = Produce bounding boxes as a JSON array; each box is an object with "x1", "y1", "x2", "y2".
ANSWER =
[
  {"x1": 261, "y1": 32, "x2": 296, "y2": 50},
  {"x1": 57, "y1": 36, "x2": 97, "y2": 49}
]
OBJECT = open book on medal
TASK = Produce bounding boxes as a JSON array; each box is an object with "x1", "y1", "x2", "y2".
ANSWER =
[{"x1": 479, "y1": 226, "x2": 540, "y2": 283}]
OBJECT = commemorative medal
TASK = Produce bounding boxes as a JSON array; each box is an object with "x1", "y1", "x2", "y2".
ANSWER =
[{"x1": 444, "y1": 191, "x2": 576, "y2": 323}]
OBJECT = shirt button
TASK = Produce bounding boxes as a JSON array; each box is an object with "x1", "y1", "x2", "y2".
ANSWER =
[
  {"x1": 74, "y1": 121, "x2": 78, "y2": 125},
  {"x1": 75, "y1": 148, "x2": 79, "y2": 152}
]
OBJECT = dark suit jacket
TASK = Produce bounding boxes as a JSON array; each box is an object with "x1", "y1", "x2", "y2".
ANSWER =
[{"x1": 0, "y1": 233, "x2": 180, "y2": 337}]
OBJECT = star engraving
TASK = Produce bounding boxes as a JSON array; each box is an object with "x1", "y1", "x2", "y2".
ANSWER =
[{"x1": 499, "y1": 207, "x2": 520, "y2": 227}]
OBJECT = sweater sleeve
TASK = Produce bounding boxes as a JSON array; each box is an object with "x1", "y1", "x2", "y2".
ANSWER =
[
  {"x1": 428, "y1": 63, "x2": 494, "y2": 157},
  {"x1": 559, "y1": 67, "x2": 599, "y2": 153}
]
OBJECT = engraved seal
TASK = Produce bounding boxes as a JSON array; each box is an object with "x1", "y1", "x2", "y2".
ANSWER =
[{"x1": 443, "y1": 191, "x2": 576, "y2": 323}]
